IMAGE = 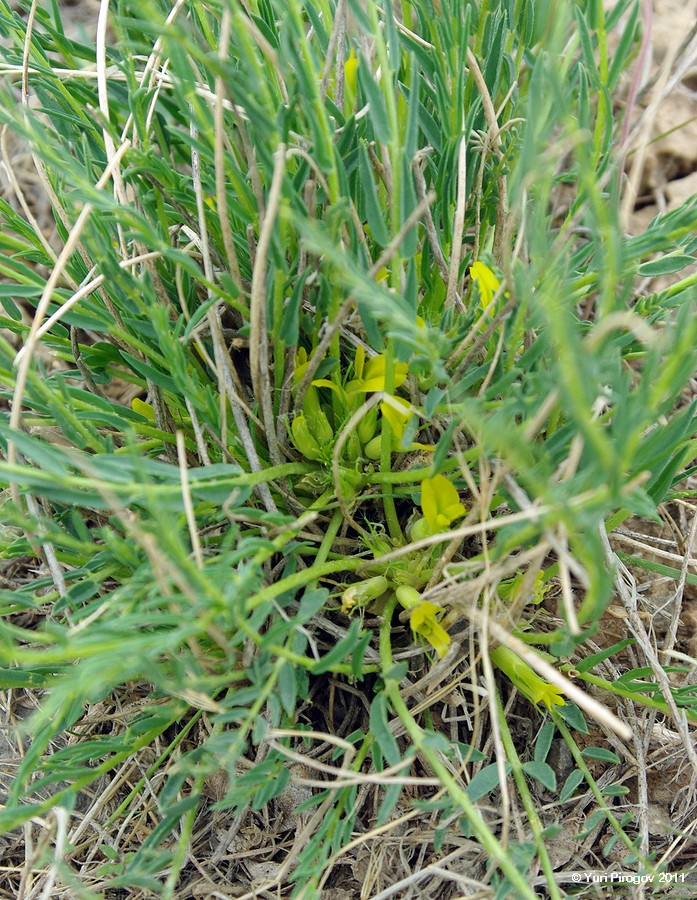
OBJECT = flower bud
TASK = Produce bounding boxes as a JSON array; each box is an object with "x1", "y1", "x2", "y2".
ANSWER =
[
  {"x1": 345, "y1": 430, "x2": 362, "y2": 463},
  {"x1": 314, "y1": 409, "x2": 334, "y2": 445},
  {"x1": 363, "y1": 435, "x2": 382, "y2": 460},
  {"x1": 291, "y1": 415, "x2": 323, "y2": 460},
  {"x1": 338, "y1": 468, "x2": 363, "y2": 500},
  {"x1": 408, "y1": 516, "x2": 430, "y2": 542},
  {"x1": 357, "y1": 404, "x2": 379, "y2": 446},
  {"x1": 341, "y1": 575, "x2": 389, "y2": 613},
  {"x1": 395, "y1": 585, "x2": 422, "y2": 610}
]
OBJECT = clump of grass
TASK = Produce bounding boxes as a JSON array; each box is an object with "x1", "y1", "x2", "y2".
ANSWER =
[{"x1": 1, "y1": 0, "x2": 696, "y2": 897}]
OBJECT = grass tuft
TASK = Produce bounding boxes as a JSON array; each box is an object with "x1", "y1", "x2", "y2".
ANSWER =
[{"x1": 1, "y1": 0, "x2": 697, "y2": 896}]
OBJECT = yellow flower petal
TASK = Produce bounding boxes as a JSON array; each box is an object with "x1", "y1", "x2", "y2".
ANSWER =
[
  {"x1": 490, "y1": 646, "x2": 565, "y2": 709},
  {"x1": 347, "y1": 353, "x2": 408, "y2": 394},
  {"x1": 131, "y1": 397, "x2": 155, "y2": 421},
  {"x1": 421, "y1": 475, "x2": 465, "y2": 532},
  {"x1": 344, "y1": 48, "x2": 359, "y2": 98},
  {"x1": 380, "y1": 396, "x2": 412, "y2": 439},
  {"x1": 470, "y1": 261, "x2": 500, "y2": 309},
  {"x1": 410, "y1": 601, "x2": 450, "y2": 659},
  {"x1": 360, "y1": 355, "x2": 408, "y2": 393},
  {"x1": 310, "y1": 378, "x2": 341, "y2": 393},
  {"x1": 354, "y1": 343, "x2": 365, "y2": 381}
]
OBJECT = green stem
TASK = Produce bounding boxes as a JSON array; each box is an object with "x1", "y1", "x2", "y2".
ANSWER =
[
  {"x1": 246, "y1": 556, "x2": 366, "y2": 611},
  {"x1": 379, "y1": 341, "x2": 405, "y2": 544},
  {"x1": 107, "y1": 707, "x2": 206, "y2": 825},
  {"x1": 378, "y1": 597, "x2": 539, "y2": 900},
  {"x1": 366, "y1": 455, "x2": 463, "y2": 485},
  {"x1": 273, "y1": 269, "x2": 286, "y2": 415},
  {"x1": 313, "y1": 507, "x2": 343, "y2": 571},
  {"x1": 564, "y1": 669, "x2": 697, "y2": 725},
  {"x1": 552, "y1": 712, "x2": 657, "y2": 873},
  {"x1": 495, "y1": 695, "x2": 563, "y2": 900},
  {"x1": 592, "y1": 0, "x2": 609, "y2": 166}
]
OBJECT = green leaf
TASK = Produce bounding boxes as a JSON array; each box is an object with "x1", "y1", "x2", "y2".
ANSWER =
[
  {"x1": 534, "y1": 721, "x2": 555, "y2": 764},
  {"x1": 0, "y1": 284, "x2": 44, "y2": 298},
  {"x1": 638, "y1": 254, "x2": 695, "y2": 277},
  {"x1": 482, "y1": 7, "x2": 507, "y2": 97},
  {"x1": 0, "y1": 668, "x2": 56, "y2": 689},
  {"x1": 118, "y1": 351, "x2": 177, "y2": 393},
  {"x1": 421, "y1": 731, "x2": 451, "y2": 754},
  {"x1": 382, "y1": 661, "x2": 409, "y2": 681},
  {"x1": 358, "y1": 141, "x2": 389, "y2": 246},
  {"x1": 181, "y1": 296, "x2": 220, "y2": 342},
  {"x1": 280, "y1": 268, "x2": 310, "y2": 347},
  {"x1": 295, "y1": 588, "x2": 328, "y2": 624},
  {"x1": 278, "y1": 661, "x2": 297, "y2": 717},
  {"x1": 0, "y1": 424, "x2": 72, "y2": 477},
  {"x1": 0, "y1": 296, "x2": 22, "y2": 321},
  {"x1": 575, "y1": 639, "x2": 635, "y2": 673},
  {"x1": 376, "y1": 780, "x2": 403, "y2": 825},
  {"x1": 455, "y1": 742, "x2": 487, "y2": 763},
  {"x1": 614, "y1": 552, "x2": 697, "y2": 589},
  {"x1": 607, "y1": 1, "x2": 639, "y2": 89},
  {"x1": 369, "y1": 693, "x2": 400, "y2": 767},
  {"x1": 577, "y1": 808, "x2": 607, "y2": 837},
  {"x1": 559, "y1": 769, "x2": 584, "y2": 801},
  {"x1": 466, "y1": 762, "x2": 511, "y2": 802},
  {"x1": 357, "y1": 51, "x2": 391, "y2": 143},
  {"x1": 574, "y1": 6, "x2": 600, "y2": 89},
  {"x1": 602, "y1": 783, "x2": 629, "y2": 797},
  {"x1": 253, "y1": 764, "x2": 291, "y2": 807},
  {"x1": 522, "y1": 760, "x2": 557, "y2": 791},
  {"x1": 403, "y1": 54, "x2": 420, "y2": 160},
  {"x1": 311, "y1": 620, "x2": 364, "y2": 674},
  {"x1": 582, "y1": 747, "x2": 621, "y2": 764},
  {"x1": 0, "y1": 803, "x2": 46, "y2": 834},
  {"x1": 556, "y1": 703, "x2": 589, "y2": 734},
  {"x1": 383, "y1": 0, "x2": 400, "y2": 72}
]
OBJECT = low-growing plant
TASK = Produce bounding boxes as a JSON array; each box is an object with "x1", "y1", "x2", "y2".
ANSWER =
[{"x1": 0, "y1": 0, "x2": 696, "y2": 896}]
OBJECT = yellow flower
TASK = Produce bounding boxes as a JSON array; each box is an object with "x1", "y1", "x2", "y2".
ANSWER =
[
  {"x1": 409, "y1": 600, "x2": 451, "y2": 659},
  {"x1": 356, "y1": 356, "x2": 407, "y2": 393},
  {"x1": 380, "y1": 396, "x2": 413, "y2": 440},
  {"x1": 499, "y1": 570, "x2": 550, "y2": 606},
  {"x1": 469, "y1": 261, "x2": 501, "y2": 309},
  {"x1": 420, "y1": 474, "x2": 465, "y2": 532},
  {"x1": 346, "y1": 345, "x2": 408, "y2": 394},
  {"x1": 343, "y1": 48, "x2": 359, "y2": 116},
  {"x1": 490, "y1": 645, "x2": 566, "y2": 710},
  {"x1": 380, "y1": 397, "x2": 436, "y2": 454},
  {"x1": 344, "y1": 48, "x2": 359, "y2": 99}
]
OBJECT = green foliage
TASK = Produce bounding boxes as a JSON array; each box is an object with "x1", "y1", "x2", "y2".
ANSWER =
[{"x1": 0, "y1": 0, "x2": 695, "y2": 895}]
